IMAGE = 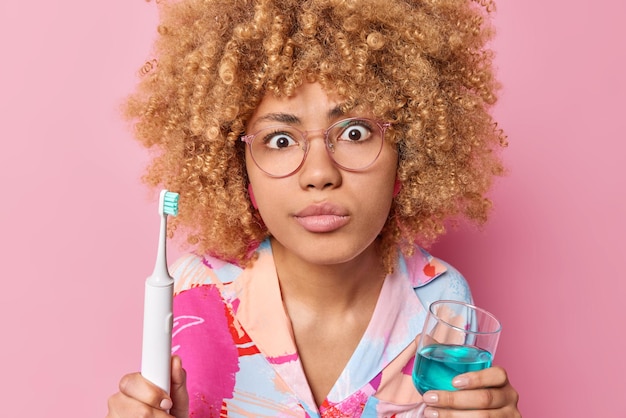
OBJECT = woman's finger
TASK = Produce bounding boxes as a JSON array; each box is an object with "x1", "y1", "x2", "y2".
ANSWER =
[
  {"x1": 451, "y1": 366, "x2": 509, "y2": 390},
  {"x1": 106, "y1": 390, "x2": 171, "y2": 418},
  {"x1": 118, "y1": 372, "x2": 173, "y2": 411},
  {"x1": 423, "y1": 386, "x2": 511, "y2": 411},
  {"x1": 169, "y1": 356, "x2": 190, "y2": 418}
]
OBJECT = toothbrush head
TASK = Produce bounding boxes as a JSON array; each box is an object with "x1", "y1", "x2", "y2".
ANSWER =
[{"x1": 159, "y1": 190, "x2": 179, "y2": 216}]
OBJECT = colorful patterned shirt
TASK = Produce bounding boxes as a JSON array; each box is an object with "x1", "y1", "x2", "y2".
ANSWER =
[{"x1": 170, "y1": 240, "x2": 472, "y2": 417}]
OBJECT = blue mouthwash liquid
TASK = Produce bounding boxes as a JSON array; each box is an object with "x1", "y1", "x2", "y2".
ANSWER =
[{"x1": 412, "y1": 344, "x2": 492, "y2": 394}]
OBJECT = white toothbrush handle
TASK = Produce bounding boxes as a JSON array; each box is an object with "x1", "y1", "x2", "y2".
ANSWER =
[{"x1": 141, "y1": 278, "x2": 174, "y2": 393}]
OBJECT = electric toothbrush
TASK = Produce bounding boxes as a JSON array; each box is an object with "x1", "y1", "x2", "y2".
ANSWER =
[{"x1": 141, "y1": 189, "x2": 179, "y2": 393}]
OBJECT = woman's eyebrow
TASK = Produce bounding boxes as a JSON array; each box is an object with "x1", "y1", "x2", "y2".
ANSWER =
[
  {"x1": 256, "y1": 112, "x2": 301, "y2": 124},
  {"x1": 256, "y1": 105, "x2": 346, "y2": 125},
  {"x1": 327, "y1": 105, "x2": 345, "y2": 120}
]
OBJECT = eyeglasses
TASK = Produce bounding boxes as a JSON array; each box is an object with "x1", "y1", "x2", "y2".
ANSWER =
[{"x1": 241, "y1": 117, "x2": 390, "y2": 178}]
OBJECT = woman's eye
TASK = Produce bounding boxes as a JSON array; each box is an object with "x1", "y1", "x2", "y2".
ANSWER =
[
  {"x1": 338, "y1": 123, "x2": 372, "y2": 142},
  {"x1": 263, "y1": 132, "x2": 298, "y2": 149}
]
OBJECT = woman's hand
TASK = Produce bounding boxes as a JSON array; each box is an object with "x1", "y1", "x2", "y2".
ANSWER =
[
  {"x1": 422, "y1": 366, "x2": 521, "y2": 417},
  {"x1": 106, "y1": 355, "x2": 189, "y2": 418}
]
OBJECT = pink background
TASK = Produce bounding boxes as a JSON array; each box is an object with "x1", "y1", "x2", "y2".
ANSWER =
[{"x1": 0, "y1": 1, "x2": 624, "y2": 416}]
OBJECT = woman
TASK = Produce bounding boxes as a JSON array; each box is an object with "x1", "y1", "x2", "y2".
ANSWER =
[{"x1": 107, "y1": 0, "x2": 521, "y2": 416}]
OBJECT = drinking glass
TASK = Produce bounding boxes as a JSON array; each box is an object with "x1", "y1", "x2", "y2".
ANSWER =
[{"x1": 412, "y1": 300, "x2": 501, "y2": 394}]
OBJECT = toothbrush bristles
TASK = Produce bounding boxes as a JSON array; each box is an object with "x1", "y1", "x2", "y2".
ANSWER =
[{"x1": 163, "y1": 191, "x2": 179, "y2": 216}]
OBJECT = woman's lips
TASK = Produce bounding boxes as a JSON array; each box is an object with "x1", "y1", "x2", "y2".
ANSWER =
[
  {"x1": 294, "y1": 204, "x2": 349, "y2": 233},
  {"x1": 294, "y1": 214, "x2": 349, "y2": 232}
]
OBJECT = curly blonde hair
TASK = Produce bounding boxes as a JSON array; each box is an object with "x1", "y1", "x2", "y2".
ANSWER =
[{"x1": 126, "y1": 0, "x2": 506, "y2": 271}]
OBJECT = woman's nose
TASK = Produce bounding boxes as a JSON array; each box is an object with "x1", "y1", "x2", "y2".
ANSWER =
[{"x1": 298, "y1": 134, "x2": 342, "y2": 190}]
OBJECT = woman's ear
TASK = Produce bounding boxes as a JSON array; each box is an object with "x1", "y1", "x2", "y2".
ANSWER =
[{"x1": 393, "y1": 177, "x2": 402, "y2": 197}]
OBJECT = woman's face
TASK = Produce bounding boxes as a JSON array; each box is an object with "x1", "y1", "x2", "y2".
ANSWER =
[{"x1": 245, "y1": 82, "x2": 398, "y2": 268}]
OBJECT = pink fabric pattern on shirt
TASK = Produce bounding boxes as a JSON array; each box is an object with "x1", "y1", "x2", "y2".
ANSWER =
[
  {"x1": 320, "y1": 390, "x2": 368, "y2": 417},
  {"x1": 173, "y1": 285, "x2": 239, "y2": 416}
]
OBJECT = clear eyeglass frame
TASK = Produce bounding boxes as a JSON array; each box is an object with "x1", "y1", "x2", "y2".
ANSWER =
[{"x1": 240, "y1": 117, "x2": 391, "y2": 178}]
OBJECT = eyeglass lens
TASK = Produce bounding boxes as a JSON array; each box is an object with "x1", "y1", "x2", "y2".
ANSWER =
[{"x1": 244, "y1": 118, "x2": 386, "y2": 177}]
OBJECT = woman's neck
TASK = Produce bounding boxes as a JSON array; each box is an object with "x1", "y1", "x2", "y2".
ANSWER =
[{"x1": 270, "y1": 237, "x2": 386, "y2": 313}]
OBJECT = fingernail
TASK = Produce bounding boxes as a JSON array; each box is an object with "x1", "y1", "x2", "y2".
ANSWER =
[
  {"x1": 160, "y1": 398, "x2": 173, "y2": 410},
  {"x1": 423, "y1": 392, "x2": 438, "y2": 404},
  {"x1": 452, "y1": 375, "x2": 469, "y2": 388},
  {"x1": 424, "y1": 408, "x2": 439, "y2": 418}
]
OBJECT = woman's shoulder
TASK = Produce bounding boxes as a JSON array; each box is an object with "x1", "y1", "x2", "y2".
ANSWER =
[
  {"x1": 170, "y1": 252, "x2": 245, "y2": 294},
  {"x1": 401, "y1": 246, "x2": 473, "y2": 305}
]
